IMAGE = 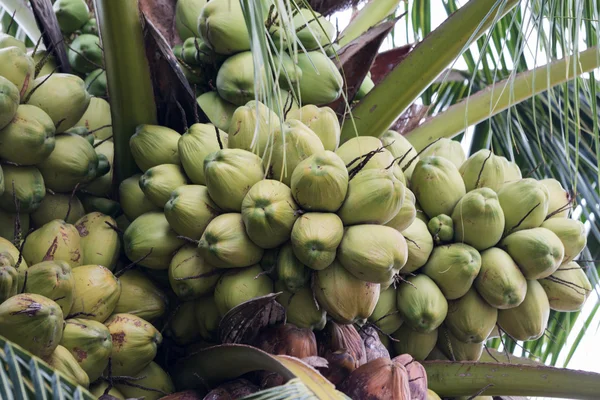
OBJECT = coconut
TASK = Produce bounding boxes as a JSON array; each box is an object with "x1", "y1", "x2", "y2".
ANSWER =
[
  {"x1": 271, "y1": 9, "x2": 335, "y2": 51},
  {"x1": 287, "y1": 105, "x2": 340, "y2": 151},
  {"x1": 541, "y1": 218, "x2": 587, "y2": 263},
  {"x1": 78, "y1": 194, "x2": 121, "y2": 217},
  {"x1": 68, "y1": 34, "x2": 103, "y2": 74},
  {"x1": 497, "y1": 178, "x2": 550, "y2": 234},
  {"x1": 355, "y1": 74, "x2": 375, "y2": 101},
  {"x1": 427, "y1": 214, "x2": 453, "y2": 245},
  {"x1": 0, "y1": 33, "x2": 25, "y2": 51},
  {"x1": 0, "y1": 47, "x2": 35, "y2": 98},
  {"x1": 84, "y1": 69, "x2": 106, "y2": 97},
  {"x1": 130, "y1": 125, "x2": 181, "y2": 171},
  {"x1": 139, "y1": 164, "x2": 189, "y2": 208},
  {"x1": 241, "y1": 180, "x2": 299, "y2": 248},
  {"x1": 422, "y1": 243, "x2": 481, "y2": 300},
  {"x1": 497, "y1": 280, "x2": 550, "y2": 341},
  {"x1": 0, "y1": 76, "x2": 18, "y2": 130},
  {"x1": 30, "y1": 192, "x2": 85, "y2": 227},
  {"x1": 82, "y1": 18, "x2": 98, "y2": 35},
  {"x1": 290, "y1": 151, "x2": 348, "y2": 212},
  {"x1": 276, "y1": 283, "x2": 327, "y2": 330},
  {"x1": 452, "y1": 188, "x2": 505, "y2": 250},
  {"x1": 1, "y1": 103, "x2": 54, "y2": 165},
  {"x1": 105, "y1": 313, "x2": 163, "y2": 376},
  {"x1": 175, "y1": 0, "x2": 206, "y2": 39},
  {"x1": 119, "y1": 174, "x2": 161, "y2": 221},
  {"x1": 500, "y1": 158, "x2": 522, "y2": 183},
  {"x1": 396, "y1": 274, "x2": 448, "y2": 333},
  {"x1": 386, "y1": 189, "x2": 417, "y2": 233},
  {"x1": 267, "y1": 120, "x2": 325, "y2": 186},
  {"x1": 114, "y1": 270, "x2": 167, "y2": 321},
  {"x1": 0, "y1": 293, "x2": 64, "y2": 358},
  {"x1": 195, "y1": 295, "x2": 221, "y2": 341},
  {"x1": 401, "y1": 218, "x2": 434, "y2": 273},
  {"x1": 204, "y1": 149, "x2": 264, "y2": 211},
  {"x1": 22, "y1": 219, "x2": 83, "y2": 268},
  {"x1": 53, "y1": 0, "x2": 89, "y2": 34},
  {"x1": 19, "y1": 260, "x2": 74, "y2": 315},
  {"x1": 65, "y1": 125, "x2": 94, "y2": 145},
  {"x1": 540, "y1": 178, "x2": 571, "y2": 219},
  {"x1": 81, "y1": 139, "x2": 113, "y2": 197},
  {"x1": 197, "y1": 92, "x2": 237, "y2": 131},
  {"x1": 437, "y1": 326, "x2": 483, "y2": 362},
  {"x1": 314, "y1": 259, "x2": 380, "y2": 324},
  {"x1": 0, "y1": 237, "x2": 27, "y2": 272},
  {"x1": 369, "y1": 286, "x2": 403, "y2": 334},
  {"x1": 29, "y1": 50, "x2": 58, "y2": 78},
  {"x1": 198, "y1": 213, "x2": 264, "y2": 268},
  {"x1": 335, "y1": 136, "x2": 394, "y2": 171},
  {"x1": 459, "y1": 149, "x2": 506, "y2": 192},
  {"x1": 379, "y1": 130, "x2": 419, "y2": 179},
  {"x1": 391, "y1": 324, "x2": 438, "y2": 361},
  {"x1": 168, "y1": 301, "x2": 200, "y2": 346},
  {"x1": 73, "y1": 97, "x2": 112, "y2": 141},
  {"x1": 420, "y1": 138, "x2": 466, "y2": 169},
  {"x1": 36, "y1": 133, "x2": 99, "y2": 193},
  {"x1": 181, "y1": 36, "x2": 225, "y2": 66},
  {"x1": 540, "y1": 262, "x2": 592, "y2": 312},
  {"x1": 276, "y1": 242, "x2": 310, "y2": 293},
  {"x1": 71, "y1": 265, "x2": 121, "y2": 322},
  {"x1": 89, "y1": 382, "x2": 125, "y2": 399},
  {"x1": 123, "y1": 212, "x2": 184, "y2": 269},
  {"x1": 198, "y1": 0, "x2": 254, "y2": 55},
  {"x1": 60, "y1": 318, "x2": 112, "y2": 382},
  {"x1": 179, "y1": 123, "x2": 229, "y2": 185},
  {"x1": 0, "y1": 264, "x2": 18, "y2": 302},
  {"x1": 338, "y1": 224, "x2": 407, "y2": 283},
  {"x1": 169, "y1": 245, "x2": 221, "y2": 300},
  {"x1": 228, "y1": 100, "x2": 280, "y2": 156},
  {"x1": 291, "y1": 212, "x2": 343, "y2": 270},
  {"x1": 0, "y1": 209, "x2": 29, "y2": 243},
  {"x1": 474, "y1": 247, "x2": 527, "y2": 309},
  {"x1": 0, "y1": 165, "x2": 45, "y2": 213},
  {"x1": 165, "y1": 185, "x2": 220, "y2": 240},
  {"x1": 296, "y1": 51, "x2": 343, "y2": 105},
  {"x1": 74, "y1": 212, "x2": 120, "y2": 270},
  {"x1": 114, "y1": 362, "x2": 175, "y2": 400},
  {"x1": 216, "y1": 51, "x2": 267, "y2": 105},
  {"x1": 445, "y1": 288, "x2": 497, "y2": 343},
  {"x1": 501, "y1": 227, "x2": 564, "y2": 279},
  {"x1": 44, "y1": 345, "x2": 90, "y2": 387},
  {"x1": 213, "y1": 264, "x2": 273, "y2": 316}
]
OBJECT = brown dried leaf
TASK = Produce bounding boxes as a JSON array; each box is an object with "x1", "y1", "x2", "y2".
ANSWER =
[
  {"x1": 360, "y1": 325, "x2": 391, "y2": 362},
  {"x1": 29, "y1": 0, "x2": 72, "y2": 73},
  {"x1": 139, "y1": 0, "x2": 179, "y2": 46},
  {"x1": 389, "y1": 103, "x2": 429, "y2": 134},
  {"x1": 308, "y1": 0, "x2": 361, "y2": 17},
  {"x1": 158, "y1": 390, "x2": 204, "y2": 400},
  {"x1": 369, "y1": 44, "x2": 414, "y2": 85},
  {"x1": 302, "y1": 356, "x2": 329, "y2": 369}
]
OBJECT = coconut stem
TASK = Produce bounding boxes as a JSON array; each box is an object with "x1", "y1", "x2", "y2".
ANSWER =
[
  {"x1": 545, "y1": 276, "x2": 590, "y2": 296},
  {"x1": 215, "y1": 125, "x2": 224, "y2": 150},
  {"x1": 32, "y1": 34, "x2": 44, "y2": 58},
  {"x1": 85, "y1": 69, "x2": 104, "y2": 91},
  {"x1": 55, "y1": 118, "x2": 68, "y2": 132},
  {"x1": 483, "y1": 344, "x2": 500, "y2": 363},
  {"x1": 15, "y1": 228, "x2": 34, "y2": 271},
  {"x1": 474, "y1": 151, "x2": 492, "y2": 189},
  {"x1": 176, "y1": 236, "x2": 199, "y2": 245},
  {"x1": 93, "y1": 134, "x2": 114, "y2": 147},
  {"x1": 11, "y1": 180, "x2": 21, "y2": 245},
  {"x1": 65, "y1": 43, "x2": 105, "y2": 71},
  {"x1": 23, "y1": 66, "x2": 59, "y2": 104},
  {"x1": 20, "y1": 271, "x2": 28, "y2": 294},
  {"x1": 192, "y1": 85, "x2": 200, "y2": 124},
  {"x1": 403, "y1": 236, "x2": 421, "y2": 250},
  {"x1": 402, "y1": 138, "x2": 442, "y2": 173},
  {"x1": 545, "y1": 199, "x2": 574, "y2": 220},
  {"x1": 64, "y1": 183, "x2": 80, "y2": 223},
  {"x1": 174, "y1": 269, "x2": 221, "y2": 281},
  {"x1": 464, "y1": 383, "x2": 494, "y2": 399},
  {"x1": 5, "y1": 9, "x2": 16, "y2": 33},
  {"x1": 175, "y1": 100, "x2": 188, "y2": 132},
  {"x1": 114, "y1": 248, "x2": 153, "y2": 278},
  {"x1": 506, "y1": 203, "x2": 541, "y2": 234},
  {"x1": 347, "y1": 144, "x2": 392, "y2": 180},
  {"x1": 66, "y1": 311, "x2": 97, "y2": 319}
]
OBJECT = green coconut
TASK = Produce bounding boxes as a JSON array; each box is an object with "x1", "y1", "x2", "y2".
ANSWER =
[
  {"x1": 0, "y1": 46, "x2": 35, "y2": 98},
  {"x1": 73, "y1": 97, "x2": 112, "y2": 141},
  {"x1": 452, "y1": 188, "x2": 505, "y2": 250},
  {"x1": 540, "y1": 261, "x2": 592, "y2": 312},
  {"x1": 0, "y1": 209, "x2": 29, "y2": 243},
  {"x1": 195, "y1": 295, "x2": 221, "y2": 341},
  {"x1": 386, "y1": 188, "x2": 417, "y2": 233},
  {"x1": 0, "y1": 237, "x2": 27, "y2": 272},
  {"x1": 290, "y1": 151, "x2": 348, "y2": 212},
  {"x1": 81, "y1": 18, "x2": 98, "y2": 35},
  {"x1": 391, "y1": 324, "x2": 438, "y2": 361},
  {"x1": 139, "y1": 164, "x2": 189, "y2": 208},
  {"x1": 0, "y1": 264, "x2": 18, "y2": 303},
  {"x1": 36, "y1": 133, "x2": 99, "y2": 193},
  {"x1": 84, "y1": 69, "x2": 107, "y2": 97},
  {"x1": 474, "y1": 247, "x2": 527, "y2": 309},
  {"x1": 198, "y1": 213, "x2": 264, "y2": 268},
  {"x1": 296, "y1": 51, "x2": 343, "y2": 105},
  {"x1": 0, "y1": 33, "x2": 25, "y2": 51},
  {"x1": 241, "y1": 180, "x2": 299, "y2": 249},
  {"x1": 335, "y1": 136, "x2": 393, "y2": 171},
  {"x1": 216, "y1": 51, "x2": 267, "y2": 106},
  {"x1": 540, "y1": 178, "x2": 571, "y2": 219},
  {"x1": 0, "y1": 76, "x2": 19, "y2": 130},
  {"x1": 74, "y1": 212, "x2": 120, "y2": 270},
  {"x1": 204, "y1": 148, "x2": 264, "y2": 211},
  {"x1": 290, "y1": 212, "x2": 343, "y2": 271},
  {"x1": 411, "y1": 156, "x2": 466, "y2": 218},
  {"x1": 396, "y1": 274, "x2": 448, "y2": 333},
  {"x1": 355, "y1": 74, "x2": 375, "y2": 101},
  {"x1": 402, "y1": 218, "x2": 434, "y2": 273},
  {"x1": 83, "y1": 139, "x2": 113, "y2": 196},
  {"x1": 130, "y1": 124, "x2": 181, "y2": 171},
  {"x1": 31, "y1": 192, "x2": 85, "y2": 227},
  {"x1": 379, "y1": 130, "x2": 419, "y2": 179},
  {"x1": 497, "y1": 178, "x2": 550, "y2": 234},
  {"x1": 68, "y1": 34, "x2": 103, "y2": 74},
  {"x1": 78, "y1": 195, "x2": 121, "y2": 218},
  {"x1": 437, "y1": 326, "x2": 483, "y2": 362},
  {"x1": 114, "y1": 269, "x2": 167, "y2": 321},
  {"x1": 228, "y1": 100, "x2": 280, "y2": 155},
  {"x1": 89, "y1": 382, "x2": 125, "y2": 399},
  {"x1": 445, "y1": 288, "x2": 497, "y2": 343},
  {"x1": 22, "y1": 220, "x2": 83, "y2": 268},
  {"x1": 420, "y1": 138, "x2": 466, "y2": 169},
  {"x1": 369, "y1": 286, "x2": 403, "y2": 335},
  {"x1": 71, "y1": 265, "x2": 120, "y2": 322},
  {"x1": 500, "y1": 157, "x2": 522, "y2": 183},
  {"x1": 19, "y1": 260, "x2": 74, "y2": 315},
  {"x1": 0, "y1": 293, "x2": 64, "y2": 358},
  {"x1": 276, "y1": 242, "x2": 310, "y2": 293},
  {"x1": 123, "y1": 212, "x2": 184, "y2": 269},
  {"x1": 165, "y1": 185, "x2": 221, "y2": 240},
  {"x1": 114, "y1": 361, "x2": 174, "y2": 400},
  {"x1": 287, "y1": 105, "x2": 340, "y2": 151},
  {"x1": 53, "y1": 0, "x2": 90, "y2": 34},
  {"x1": 497, "y1": 280, "x2": 550, "y2": 341},
  {"x1": 276, "y1": 283, "x2": 327, "y2": 331},
  {"x1": 179, "y1": 123, "x2": 229, "y2": 185},
  {"x1": 60, "y1": 318, "x2": 112, "y2": 382},
  {"x1": 65, "y1": 126, "x2": 94, "y2": 145},
  {"x1": 198, "y1": 0, "x2": 254, "y2": 55},
  {"x1": 169, "y1": 245, "x2": 221, "y2": 301},
  {"x1": 29, "y1": 50, "x2": 58, "y2": 78},
  {"x1": 427, "y1": 214, "x2": 453, "y2": 245},
  {"x1": 541, "y1": 218, "x2": 587, "y2": 263},
  {"x1": 175, "y1": 0, "x2": 207, "y2": 39},
  {"x1": 44, "y1": 345, "x2": 90, "y2": 388},
  {"x1": 167, "y1": 301, "x2": 200, "y2": 346},
  {"x1": 314, "y1": 259, "x2": 380, "y2": 324},
  {"x1": 196, "y1": 92, "x2": 237, "y2": 131},
  {"x1": 214, "y1": 264, "x2": 273, "y2": 316},
  {"x1": 0, "y1": 165, "x2": 45, "y2": 213},
  {"x1": 181, "y1": 36, "x2": 224, "y2": 66},
  {"x1": 271, "y1": 9, "x2": 335, "y2": 51},
  {"x1": 459, "y1": 149, "x2": 506, "y2": 192},
  {"x1": 118, "y1": 174, "x2": 161, "y2": 221}
]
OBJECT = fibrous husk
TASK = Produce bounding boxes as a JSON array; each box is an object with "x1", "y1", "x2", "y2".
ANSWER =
[
  {"x1": 0, "y1": 293, "x2": 64, "y2": 358},
  {"x1": 241, "y1": 180, "x2": 299, "y2": 249},
  {"x1": 165, "y1": 185, "x2": 221, "y2": 241},
  {"x1": 105, "y1": 313, "x2": 163, "y2": 376},
  {"x1": 255, "y1": 323, "x2": 318, "y2": 358},
  {"x1": 369, "y1": 286, "x2": 403, "y2": 335},
  {"x1": 314, "y1": 259, "x2": 380, "y2": 324},
  {"x1": 459, "y1": 149, "x2": 505, "y2": 192},
  {"x1": 175, "y1": 0, "x2": 207, "y2": 40},
  {"x1": 338, "y1": 224, "x2": 408, "y2": 283},
  {"x1": 335, "y1": 136, "x2": 394, "y2": 171},
  {"x1": 130, "y1": 125, "x2": 181, "y2": 172},
  {"x1": 167, "y1": 301, "x2": 200, "y2": 346},
  {"x1": 60, "y1": 318, "x2": 112, "y2": 382},
  {"x1": 396, "y1": 274, "x2": 448, "y2": 333},
  {"x1": 287, "y1": 105, "x2": 340, "y2": 151},
  {"x1": 427, "y1": 214, "x2": 453, "y2": 245},
  {"x1": 275, "y1": 282, "x2": 326, "y2": 330},
  {"x1": 361, "y1": 326, "x2": 391, "y2": 362},
  {"x1": 276, "y1": 243, "x2": 310, "y2": 292},
  {"x1": 419, "y1": 138, "x2": 466, "y2": 169},
  {"x1": 445, "y1": 288, "x2": 497, "y2": 343},
  {"x1": 114, "y1": 269, "x2": 168, "y2": 321},
  {"x1": 31, "y1": 192, "x2": 85, "y2": 227},
  {"x1": 123, "y1": 212, "x2": 184, "y2": 269},
  {"x1": 291, "y1": 212, "x2": 343, "y2": 270},
  {"x1": 386, "y1": 188, "x2": 417, "y2": 233},
  {"x1": 213, "y1": 264, "x2": 273, "y2": 316},
  {"x1": 541, "y1": 218, "x2": 587, "y2": 264},
  {"x1": 379, "y1": 130, "x2": 419, "y2": 179},
  {"x1": 53, "y1": 0, "x2": 90, "y2": 34},
  {"x1": 497, "y1": 279, "x2": 550, "y2": 341},
  {"x1": 71, "y1": 265, "x2": 121, "y2": 322},
  {"x1": 22, "y1": 219, "x2": 82, "y2": 268},
  {"x1": 392, "y1": 324, "x2": 438, "y2": 361},
  {"x1": 75, "y1": 212, "x2": 120, "y2": 270},
  {"x1": 452, "y1": 187, "x2": 505, "y2": 250},
  {"x1": 178, "y1": 123, "x2": 228, "y2": 185},
  {"x1": 139, "y1": 164, "x2": 188, "y2": 208},
  {"x1": 422, "y1": 243, "x2": 481, "y2": 300},
  {"x1": 20, "y1": 260, "x2": 74, "y2": 315},
  {"x1": 296, "y1": 51, "x2": 343, "y2": 105},
  {"x1": 0, "y1": 165, "x2": 45, "y2": 213},
  {"x1": 203, "y1": 379, "x2": 259, "y2": 400},
  {"x1": 228, "y1": 100, "x2": 280, "y2": 156},
  {"x1": 198, "y1": 213, "x2": 264, "y2": 268},
  {"x1": 318, "y1": 349, "x2": 357, "y2": 385},
  {"x1": 44, "y1": 345, "x2": 89, "y2": 388},
  {"x1": 339, "y1": 356, "x2": 411, "y2": 400},
  {"x1": 411, "y1": 156, "x2": 466, "y2": 218},
  {"x1": 119, "y1": 174, "x2": 160, "y2": 221},
  {"x1": 198, "y1": 0, "x2": 255, "y2": 55},
  {"x1": 216, "y1": 51, "x2": 267, "y2": 106},
  {"x1": 437, "y1": 326, "x2": 483, "y2": 362},
  {"x1": 196, "y1": 92, "x2": 237, "y2": 131},
  {"x1": 169, "y1": 245, "x2": 221, "y2": 300},
  {"x1": 474, "y1": 247, "x2": 527, "y2": 309},
  {"x1": 539, "y1": 261, "x2": 592, "y2": 312},
  {"x1": 321, "y1": 321, "x2": 367, "y2": 368},
  {"x1": 401, "y1": 218, "x2": 434, "y2": 273},
  {"x1": 68, "y1": 34, "x2": 103, "y2": 75},
  {"x1": 73, "y1": 97, "x2": 112, "y2": 141},
  {"x1": 497, "y1": 178, "x2": 550, "y2": 234},
  {"x1": 540, "y1": 178, "x2": 571, "y2": 219},
  {"x1": 0, "y1": 47, "x2": 34, "y2": 98},
  {"x1": 195, "y1": 295, "x2": 221, "y2": 341}
]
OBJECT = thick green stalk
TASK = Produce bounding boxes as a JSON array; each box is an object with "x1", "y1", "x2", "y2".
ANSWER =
[
  {"x1": 424, "y1": 361, "x2": 600, "y2": 399},
  {"x1": 337, "y1": 0, "x2": 401, "y2": 48},
  {"x1": 406, "y1": 46, "x2": 600, "y2": 150},
  {"x1": 94, "y1": 0, "x2": 157, "y2": 188},
  {"x1": 0, "y1": 0, "x2": 41, "y2": 42},
  {"x1": 339, "y1": 0, "x2": 519, "y2": 143}
]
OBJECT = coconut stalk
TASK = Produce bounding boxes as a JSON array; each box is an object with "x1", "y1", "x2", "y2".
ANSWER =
[
  {"x1": 339, "y1": 0, "x2": 520, "y2": 143},
  {"x1": 0, "y1": 0, "x2": 42, "y2": 43},
  {"x1": 94, "y1": 0, "x2": 157, "y2": 189},
  {"x1": 336, "y1": 0, "x2": 401, "y2": 48},
  {"x1": 405, "y1": 46, "x2": 600, "y2": 151}
]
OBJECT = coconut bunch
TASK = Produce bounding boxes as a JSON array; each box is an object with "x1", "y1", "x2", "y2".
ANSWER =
[{"x1": 371, "y1": 137, "x2": 592, "y2": 363}]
